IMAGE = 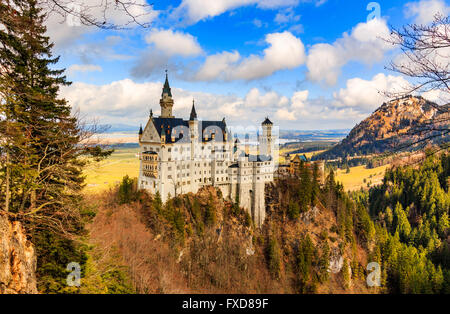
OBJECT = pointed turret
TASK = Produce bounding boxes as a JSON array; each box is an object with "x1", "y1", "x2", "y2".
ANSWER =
[
  {"x1": 138, "y1": 124, "x2": 143, "y2": 142},
  {"x1": 190, "y1": 99, "x2": 197, "y2": 120},
  {"x1": 162, "y1": 71, "x2": 172, "y2": 97},
  {"x1": 160, "y1": 70, "x2": 174, "y2": 118},
  {"x1": 262, "y1": 117, "x2": 273, "y2": 125}
]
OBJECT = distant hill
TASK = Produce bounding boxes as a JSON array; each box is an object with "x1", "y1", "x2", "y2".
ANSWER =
[{"x1": 314, "y1": 95, "x2": 449, "y2": 160}]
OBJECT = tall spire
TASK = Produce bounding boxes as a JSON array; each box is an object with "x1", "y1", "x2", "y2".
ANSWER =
[
  {"x1": 189, "y1": 98, "x2": 197, "y2": 121},
  {"x1": 162, "y1": 69, "x2": 172, "y2": 97},
  {"x1": 160, "y1": 70, "x2": 174, "y2": 118}
]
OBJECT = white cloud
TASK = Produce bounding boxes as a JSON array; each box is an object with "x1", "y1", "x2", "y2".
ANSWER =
[
  {"x1": 195, "y1": 51, "x2": 241, "y2": 81},
  {"x1": 291, "y1": 90, "x2": 308, "y2": 109},
  {"x1": 332, "y1": 73, "x2": 412, "y2": 111},
  {"x1": 60, "y1": 77, "x2": 385, "y2": 130},
  {"x1": 196, "y1": 31, "x2": 306, "y2": 81},
  {"x1": 274, "y1": 8, "x2": 301, "y2": 24},
  {"x1": 145, "y1": 29, "x2": 203, "y2": 57},
  {"x1": 306, "y1": 18, "x2": 393, "y2": 85},
  {"x1": 421, "y1": 89, "x2": 450, "y2": 105},
  {"x1": 275, "y1": 108, "x2": 297, "y2": 121},
  {"x1": 60, "y1": 79, "x2": 257, "y2": 125},
  {"x1": 172, "y1": 0, "x2": 299, "y2": 24},
  {"x1": 405, "y1": 0, "x2": 450, "y2": 24},
  {"x1": 67, "y1": 64, "x2": 102, "y2": 76},
  {"x1": 244, "y1": 88, "x2": 289, "y2": 107}
]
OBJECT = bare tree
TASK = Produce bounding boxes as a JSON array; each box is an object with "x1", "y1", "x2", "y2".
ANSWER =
[
  {"x1": 385, "y1": 14, "x2": 450, "y2": 153},
  {"x1": 387, "y1": 14, "x2": 450, "y2": 97},
  {"x1": 40, "y1": 0, "x2": 155, "y2": 29}
]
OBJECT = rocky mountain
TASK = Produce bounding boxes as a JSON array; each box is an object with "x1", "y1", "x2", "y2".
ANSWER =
[
  {"x1": 0, "y1": 213, "x2": 37, "y2": 294},
  {"x1": 315, "y1": 95, "x2": 449, "y2": 160}
]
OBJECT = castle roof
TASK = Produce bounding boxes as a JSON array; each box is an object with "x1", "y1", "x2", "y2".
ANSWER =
[
  {"x1": 262, "y1": 117, "x2": 273, "y2": 125},
  {"x1": 162, "y1": 72, "x2": 172, "y2": 97},
  {"x1": 189, "y1": 100, "x2": 197, "y2": 120},
  {"x1": 151, "y1": 117, "x2": 227, "y2": 144}
]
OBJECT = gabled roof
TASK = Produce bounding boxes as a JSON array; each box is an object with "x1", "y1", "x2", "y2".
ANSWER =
[{"x1": 291, "y1": 154, "x2": 307, "y2": 162}]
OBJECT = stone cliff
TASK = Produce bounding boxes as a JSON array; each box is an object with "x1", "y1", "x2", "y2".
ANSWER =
[{"x1": 0, "y1": 213, "x2": 37, "y2": 294}]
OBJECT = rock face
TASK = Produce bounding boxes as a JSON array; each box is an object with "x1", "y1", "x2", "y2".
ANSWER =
[
  {"x1": 0, "y1": 213, "x2": 38, "y2": 294},
  {"x1": 316, "y1": 95, "x2": 449, "y2": 159}
]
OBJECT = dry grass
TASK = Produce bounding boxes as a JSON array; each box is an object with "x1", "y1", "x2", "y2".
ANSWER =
[
  {"x1": 335, "y1": 165, "x2": 390, "y2": 191},
  {"x1": 86, "y1": 191, "x2": 189, "y2": 293},
  {"x1": 83, "y1": 148, "x2": 140, "y2": 193}
]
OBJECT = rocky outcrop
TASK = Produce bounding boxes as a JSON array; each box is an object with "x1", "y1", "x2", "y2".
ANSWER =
[
  {"x1": 316, "y1": 95, "x2": 449, "y2": 159},
  {"x1": 0, "y1": 213, "x2": 37, "y2": 294}
]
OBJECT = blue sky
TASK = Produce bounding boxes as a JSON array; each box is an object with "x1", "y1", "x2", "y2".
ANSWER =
[{"x1": 47, "y1": 0, "x2": 450, "y2": 130}]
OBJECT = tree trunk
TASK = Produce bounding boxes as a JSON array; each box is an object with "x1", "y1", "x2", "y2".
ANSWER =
[{"x1": 5, "y1": 150, "x2": 10, "y2": 212}]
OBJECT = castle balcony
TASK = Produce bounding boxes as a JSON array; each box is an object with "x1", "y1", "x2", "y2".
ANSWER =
[{"x1": 142, "y1": 151, "x2": 158, "y2": 178}]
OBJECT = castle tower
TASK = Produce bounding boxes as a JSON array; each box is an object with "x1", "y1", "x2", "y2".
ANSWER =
[
  {"x1": 189, "y1": 99, "x2": 199, "y2": 157},
  {"x1": 160, "y1": 71, "x2": 174, "y2": 118},
  {"x1": 260, "y1": 117, "x2": 273, "y2": 158}
]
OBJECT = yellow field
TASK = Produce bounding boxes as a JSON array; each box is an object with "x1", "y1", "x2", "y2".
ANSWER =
[
  {"x1": 83, "y1": 146, "x2": 388, "y2": 193},
  {"x1": 83, "y1": 148, "x2": 140, "y2": 193},
  {"x1": 335, "y1": 164, "x2": 390, "y2": 191}
]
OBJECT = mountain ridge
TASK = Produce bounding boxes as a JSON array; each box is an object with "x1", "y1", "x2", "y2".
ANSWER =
[{"x1": 314, "y1": 95, "x2": 449, "y2": 160}]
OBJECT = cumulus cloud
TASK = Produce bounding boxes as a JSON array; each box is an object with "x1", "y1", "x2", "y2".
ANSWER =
[
  {"x1": 60, "y1": 76, "x2": 382, "y2": 130},
  {"x1": 67, "y1": 64, "x2": 102, "y2": 76},
  {"x1": 275, "y1": 108, "x2": 297, "y2": 121},
  {"x1": 291, "y1": 90, "x2": 309, "y2": 109},
  {"x1": 60, "y1": 78, "x2": 303, "y2": 127},
  {"x1": 172, "y1": 0, "x2": 300, "y2": 24},
  {"x1": 196, "y1": 31, "x2": 306, "y2": 81},
  {"x1": 244, "y1": 88, "x2": 289, "y2": 107},
  {"x1": 145, "y1": 29, "x2": 203, "y2": 57},
  {"x1": 130, "y1": 30, "x2": 203, "y2": 79},
  {"x1": 405, "y1": 0, "x2": 450, "y2": 24},
  {"x1": 421, "y1": 89, "x2": 450, "y2": 105},
  {"x1": 60, "y1": 79, "x2": 255, "y2": 125},
  {"x1": 306, "y1": 18, "x2": 393, "y2": 85},
  {"x1": 332, "y1": 73, "x2": 412, "y2": 111}
]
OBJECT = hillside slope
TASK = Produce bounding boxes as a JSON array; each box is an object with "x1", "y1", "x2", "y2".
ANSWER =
[
  {"x1": 315, "y1": 96, "x2": 449, "y2": 160},
  {"x1": 85, "y1": 178, "x2": 374, "y2": 294}
]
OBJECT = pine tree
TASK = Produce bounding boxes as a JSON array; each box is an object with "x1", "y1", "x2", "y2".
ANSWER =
[
  {"x1": 298, "y1": 161, "x2": 312, "y2": 212},
  {"x1": 311, "y1": 162, "x2": 320, "y2": 206},
  {"x1": 0, "y1": 0, "x2": 87, "y2": 234}
]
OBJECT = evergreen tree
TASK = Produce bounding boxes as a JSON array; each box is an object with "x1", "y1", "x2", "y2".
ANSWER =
[
  {"x1": 311, "y1": 162, "x2": 320, "y2": 206},
  {"x1": 0, "y1": 0, "x2": 85, "y2": 233}
]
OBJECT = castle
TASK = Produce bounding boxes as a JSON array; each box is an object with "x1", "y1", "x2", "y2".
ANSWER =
[{"x1": 138, "y1": 73, "x2": 276, "y2": 227}]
